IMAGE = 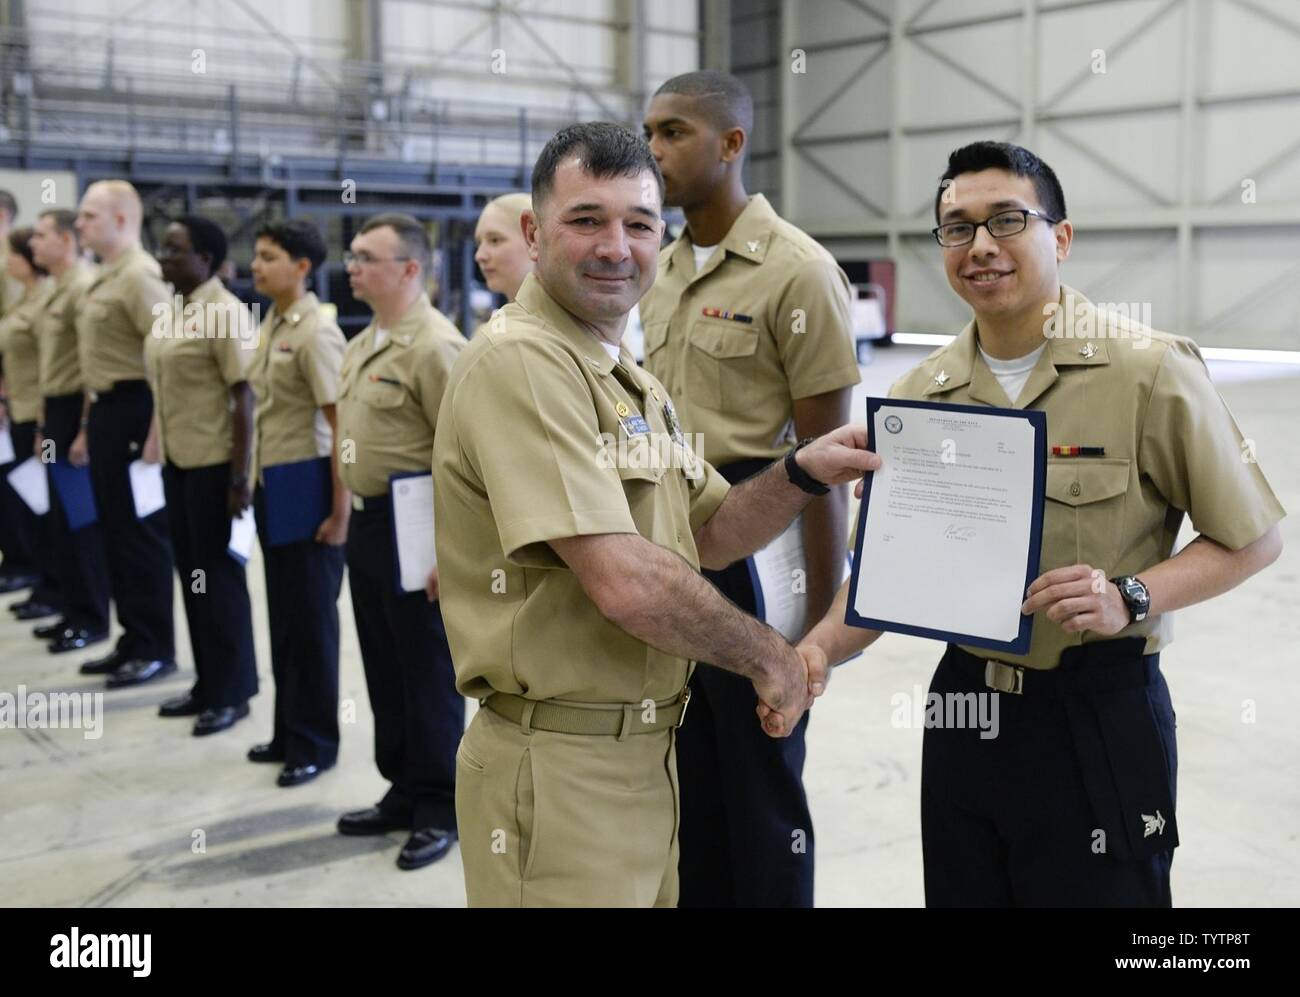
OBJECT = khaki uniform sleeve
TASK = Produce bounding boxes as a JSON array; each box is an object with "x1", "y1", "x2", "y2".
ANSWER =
[
  {"x1": 453, "y1": 337, "x2": 638, "y2": 566},
  {"x1": 773, "y1": 258, "x2": 861, "y2": 400},
  {"x1": 126, "y1": 267, "x2": 171, "y2": 339},
  {"x1": 417, "y1": 340, "x2": 458, "y2": 429},
  {"x1": 212, "y1": 303, "x2": 255, "y2": 387},
  {"x1": 686, "y1": 457, "x2": 731, "y2": 533},
  {"x1": 1139, "y1": 338, "x2": 1285, "y2": 550},
  {"x1": 299, "y1": 323, "x2": 345, "y2": 407}
]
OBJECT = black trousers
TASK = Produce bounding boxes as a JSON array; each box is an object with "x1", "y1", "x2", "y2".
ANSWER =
[
  {"x1": 3, "y1": 420, "x2": 61, "y2": 607},
  {"x1": 86, "y1": 381, "x2": 174, "y2": 660},
  {"x1": 922, "y1": 640, "x2": 1178, "y2": 907},
  {"x1": 43, "y1": 394, "x2": 110, "y2": 632},
  {"x1": 676, "y1": 457, "x2": 815, "y2": 908},
  {"x1": 163, "y1": 461, "x2": 258, "y2": 709},
  {"x1": 347, "y1": 499, "x2": 463, "y2": 830},
  {"x1": 0, "y1": 415, "x2": 37, "y2": 580},
  {"x1": 254, "y1": 486, "x2": 344, "y2": 768}
]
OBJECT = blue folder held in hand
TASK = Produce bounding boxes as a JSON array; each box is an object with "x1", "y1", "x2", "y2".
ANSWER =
[
  {"x1": 261, "y1": 456, "x2": 332, "y2": 547},
  {"x1": 48, "y1": 461, "x2": 98, "y2": 531}
]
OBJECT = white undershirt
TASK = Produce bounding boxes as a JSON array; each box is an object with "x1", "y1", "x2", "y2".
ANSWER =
[
  {"x1": 693, "y1": 243, "x2": 719, "y2": 273},
  {"x1": 373, "y1": 327, "x2": 389, "y2": 352},
  {"x1": 600, "y1": 340, "x2": 621, "y2": 361},
  {"x1": 977, "y1": 342, "x2": 1046, "y2": 404}
]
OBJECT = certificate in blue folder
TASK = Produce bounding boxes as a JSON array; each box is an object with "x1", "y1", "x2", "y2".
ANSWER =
[
  {"x1": 261, "y1": 456, "x2": 332, "y2": 547},
  {"x1": 48, "y1": 461, "x2": 99, "y2": 531},
  {"x1": 845, "y1": 397, "x2": 1047, "y2": 655}
]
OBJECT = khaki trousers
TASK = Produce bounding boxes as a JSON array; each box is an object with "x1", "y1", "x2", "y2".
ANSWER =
[{"x1": 456, "y1": 704, "x2": 680, "y2": 907}]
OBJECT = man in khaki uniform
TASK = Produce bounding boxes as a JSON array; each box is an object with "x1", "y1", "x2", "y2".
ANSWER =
[
  {"x1": 0, "y1": 225, "x2": 58, "y2": 609},
  {"x1": 27, "y1": 209, "x2": 111, "y2": 643},
  {"x1": 73, "y1": 180, "x2": 177, "y2": 685},
  {"x1": 0, "y1": 190, "x2": 23, "y2": 317},
  {"x1": 0, "y1": 192, "x2": 42, "y2": 595},
  {"x1": 246, "y1": 219, "x2": 349, "y2": 787},
  {"x1": 334, "y1": 212, "x2": 467, "y2": 870},
  {"x1": 148, "y1": 216, "x2": 259, "y2": 735},
  {"x1": 640, "y1": 70, "x2": 862, "y2": 907},
  {"x1": 434, "y1": 122, "x2": 877, "y2": 907},
  {"x1": 796, "y1": 141, "x2": 1285, "y2": 907}
]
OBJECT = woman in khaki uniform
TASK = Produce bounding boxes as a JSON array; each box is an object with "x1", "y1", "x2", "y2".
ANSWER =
[
  {"x1": 0, "y1": 227, "x2": 60, "y2": 615},
  {"x1": 246, "y1": 219, "x2": 348, "y2": 788},
  {"x1": 148, "y1": 216, "x2": 259, "y2": 736},
  {"x1": 472, "y1": 192, "x2": 533, "y2": 329}
]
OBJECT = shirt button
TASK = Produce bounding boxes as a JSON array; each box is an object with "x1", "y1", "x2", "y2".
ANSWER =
[{"x1": 1069, "y1": 482, "x2": 1081, "y2": 497}]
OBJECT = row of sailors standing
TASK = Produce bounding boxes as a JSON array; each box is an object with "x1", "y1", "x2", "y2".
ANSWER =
[{"x1": 0, "y1": 182, "x2": 535, "y2": 871}]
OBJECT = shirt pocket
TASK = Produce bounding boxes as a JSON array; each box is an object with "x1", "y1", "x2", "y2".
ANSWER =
[
  {"x1": 687, "y1": 320, "x2": 759, "y2": 412},
  {"x1": 616, "y1": 454, "x2": 668, "y2": 542},
  {"x1": 1043, "y1": 458, "x2": 1131, "y2": 573}
]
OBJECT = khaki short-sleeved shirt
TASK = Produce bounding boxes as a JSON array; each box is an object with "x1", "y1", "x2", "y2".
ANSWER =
[
  {"x1": 433, "y1": 274, "x2": 731, "y2": 704},
  {"x1": 0, "y1": 282, "x2": 51, "y2": 423},
  {"x1": 0, "y1": 247, "x2": 24, "y2": 320},
  {"x1": 76, "y1": 245, "x2": 170, "y2": 393},
  {"x1": 889, "y1": 284, "x2": 1285, "y2": 670},
  {"x1": 639, "y1": 194, "x2": 861, "y2": 467},
  {"x1": 144, "y1": 276, "x2": 255, "y2": 469},
  {"x1": 248, "y1": 292, "x2": 346, "y2": 481},
  {"x1": 36, "y1": 262, "x2": 94, "y2": 398},
  {"x1": 338, "y1": 294, "x2": 464, "y2": 497}
]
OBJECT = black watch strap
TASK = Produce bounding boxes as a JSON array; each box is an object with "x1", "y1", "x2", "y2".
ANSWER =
[{"x1": 784, "y1": 437, "x2": 829, "y2": 495}]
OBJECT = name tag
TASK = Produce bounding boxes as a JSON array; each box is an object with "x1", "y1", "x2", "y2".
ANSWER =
[{"x1": 621, "y1": 415, "x2": 651, "y2": 436}]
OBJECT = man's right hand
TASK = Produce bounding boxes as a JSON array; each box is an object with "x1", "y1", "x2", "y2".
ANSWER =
[
  {"x1": 68, "y1": 430, "x2": 89, "y2": 467},
  {"x1": 752, "y1": 645, "x2": 815, "y2": 738}
]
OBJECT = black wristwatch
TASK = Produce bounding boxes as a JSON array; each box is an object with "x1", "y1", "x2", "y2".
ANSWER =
[
  {"x1": 1111, "y1": 575, "x2": 1150, "y2": 623},
  {"x1": 784, "y1": 437, "x2": 829, "y2": 495}
]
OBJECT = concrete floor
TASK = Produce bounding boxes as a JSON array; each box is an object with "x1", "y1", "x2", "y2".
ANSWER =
[{"x1": 2, "y1": 347, "x2": 1297, "y2": 907}]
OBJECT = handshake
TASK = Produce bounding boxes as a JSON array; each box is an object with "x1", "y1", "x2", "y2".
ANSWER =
[{"x1": 753, "y1": 641, "x2": 831, "y2": 738}]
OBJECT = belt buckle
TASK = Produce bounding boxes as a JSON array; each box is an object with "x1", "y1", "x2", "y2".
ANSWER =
[
  {"x1": 984, "y1": 660, "x2": 1024, "y2": 695},
  {"x1": 674, "y1": 688, "x2": 692, "y2": 729}
]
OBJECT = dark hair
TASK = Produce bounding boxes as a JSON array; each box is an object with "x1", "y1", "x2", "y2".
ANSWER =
[
  {"x1": 934, "y1": 141, "x2": 1067, "y2": 224},
  {"x1": 175, "y1": 214, "x2": 228, "y2": 272},
  {"x1": 0, "y1": 190, "x2": 17, "y2": 222},
  {"x1": 358, "y1": 212, "x2": 431, "y2": 272},
  {"x1": 653, "y1": 70, "x2": 754, "y2": 135},
  {"x1": 8, "y1": 226, "x2": 47, "y2": 276},
  {"x1": 39, "y1": 208, "x2": 78, "y2": 238},
  {"x1": 531, "y1": 121, "x2": 664, "y2": 213},
  {"x1": 254, "y1": 218, "x2": 328, "y2": 275}
]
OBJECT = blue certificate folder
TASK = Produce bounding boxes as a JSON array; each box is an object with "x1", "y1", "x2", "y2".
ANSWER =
[
  {"x1": 48, "y1": 461, "x2": 98, "y2": 531},
  {"x1": 845, "y1": 397, "x2": 1047, "y2": 655},
  {"x1": 261, "y1": 456, "x2": 332, "y2": 547}
]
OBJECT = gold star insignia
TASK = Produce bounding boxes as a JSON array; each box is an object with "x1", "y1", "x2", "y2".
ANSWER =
[{"x1": 1079, "y1": 342, "x2": 1098, "y2": 358}]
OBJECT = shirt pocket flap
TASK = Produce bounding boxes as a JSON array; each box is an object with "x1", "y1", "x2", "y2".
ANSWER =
[
  {"x1": 612, "y1": 445, "x2": 668, "y2": 484},
  {"x1": 1045, "y1": 458, "x2": 1131, "y2": 507},
  {"x1": 691, "y1": 321, "x2": 759, "y2": 359},
  {"x1": 643, "y1": 320, "x2": 669, "y2": 356}
]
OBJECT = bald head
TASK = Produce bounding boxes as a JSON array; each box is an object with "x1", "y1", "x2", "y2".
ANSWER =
[{"x1": 77, "y1": 179, "x2": 144, "y2": 258}]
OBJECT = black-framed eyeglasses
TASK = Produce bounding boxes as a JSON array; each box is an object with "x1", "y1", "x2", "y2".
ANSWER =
[{"x1": 932, "y1": 208, "x2": 1060, "y2": 248}]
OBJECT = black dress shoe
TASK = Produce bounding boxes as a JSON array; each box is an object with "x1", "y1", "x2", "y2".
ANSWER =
[
  {"x1": 397, "y1": 828, "x2": 457, "y2": 870},
  {"x1": 79, "y1": 647, "x2": 128, "y2": 674},
  {"x1": 276, "y1": 762, "x2": 331, "y2": 787},
  {"x1": 0, "y1": 572, "x2": 38, "y2": 594},
  {"x1": 105, "y1": 658, "x2": 177, "y2": 689},
  {"x1": 159, "y1": 691, "x2": 203, "y2": 717},
  {"x1": 337, "y1": 806, "x2": 411, "y2": 836},
  {"x1": 247, "y1": 742, "x2": 284, "y2": 764},
  {"x1": 49, "y1": 628, "x2": 110, "y2": 655},
  {"x1": 192, "y1": 702, "x2": 250, "y2": 736},
  {"x1": 13, "y1": 600, "x2": 61, "y2": 621},
  {"x1": 34, "y1": 618, "x2": 72, "y2": 640}
]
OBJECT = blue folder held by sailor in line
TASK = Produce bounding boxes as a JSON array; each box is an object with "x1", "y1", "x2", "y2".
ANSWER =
[
  {"x1": 260, "y1": 456, "x2": 332, "y2": 547},
  {"x1": 48, "y1": 461, "x2": 99, "y2": 531}
]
